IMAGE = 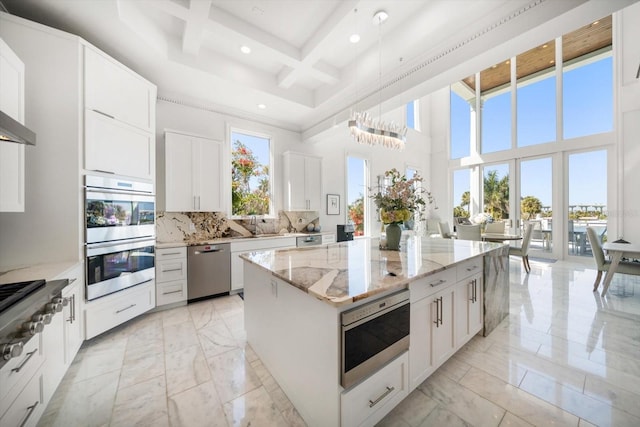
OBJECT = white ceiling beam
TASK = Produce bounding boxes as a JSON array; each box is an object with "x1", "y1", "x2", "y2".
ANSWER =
[{"x1": 181, "y1": 0, "x2": 212, "y2": 56}]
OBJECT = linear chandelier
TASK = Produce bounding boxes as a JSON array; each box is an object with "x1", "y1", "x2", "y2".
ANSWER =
[{"x1": 348, "y1": 10, "x2": 407, "y2": 150}]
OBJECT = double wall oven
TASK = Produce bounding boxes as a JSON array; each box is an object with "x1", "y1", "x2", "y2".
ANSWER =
[{"x1": 85, "y1": 175, "x2": 156, "y2": 301}]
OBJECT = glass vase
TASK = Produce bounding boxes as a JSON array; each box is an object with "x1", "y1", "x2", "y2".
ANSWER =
[{"x1": 385, "y1": 223, "x2": 402, "y2": 250}]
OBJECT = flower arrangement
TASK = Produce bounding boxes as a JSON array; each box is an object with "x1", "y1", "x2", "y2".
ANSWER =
[
  {"x1": 471, "y1": 212, "x2": 493, "y2": 226},
  {"x1": 370, "y1": 168, "x2": 434, "y2": 224}
]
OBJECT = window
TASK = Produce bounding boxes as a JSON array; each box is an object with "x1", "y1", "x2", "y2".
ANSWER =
[
  {"x1": 406, "y1": 100, "x2": 420, "y2": 131},
  {"x1": 347, "y1": 156, "x2": 368, "y2": 236},
  {"x1": 230, "y1": 129, "x2": 273, "y2": 217},
  {"x1": 450, "y1": 79, "x2": 474, "y2": 159},
  {"x1": 453, "y1": 169, "x2": 471, "y2": 219},
  {"x1": 562, "y1": 17, "x2": 612, "y2": 140},
  {"x1": 517, "y1": 41, "x2": 556, "y2": 147},
  {"x1": 480, "y1": 60, "x2": 511, "y2": 154}
]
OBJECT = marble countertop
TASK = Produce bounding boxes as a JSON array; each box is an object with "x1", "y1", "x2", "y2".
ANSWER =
[
  {"x1": 156, "y1": 231, "x2": 332, "y2": 248},
  {"x1": 240, "y1": 237, "x2": 504, "y2": 306},
  {"x1": 0, "y1": 261, "x2": 80, "y2": 285}
]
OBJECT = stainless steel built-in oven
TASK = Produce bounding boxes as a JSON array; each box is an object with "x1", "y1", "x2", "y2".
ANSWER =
[
  {"x1": 85, "y1": 175, "x2": 155, "y2": 244},
  {"x1": 341, "y1": 290, "x2": 410, "y2": 388},
  {"x1": 86, "y1": 237, "x2": 155, "y2": 301},
  {"x1": 84, "y1": 175, "x2": 156, "y2": 301}
]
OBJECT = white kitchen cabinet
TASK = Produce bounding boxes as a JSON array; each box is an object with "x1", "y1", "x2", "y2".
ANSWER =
[
  {"x1": 165, "y1": 131, "x2": 223, "y2": 212},
  {"x1": 454, "y1": 257, "x2": 484, "y2": 349},
  {"x1": 85, "y1": 109, "x2": 153, "y2": 179},
  {"x1": 283, "y1": 151, "x2": 322, "y2": 211},
  {"x1": 84, "y1": 46, "x2": 154, "y2": 132},
  {"x1": 0, "y1": 37, "x2": 25, "y2": 212},
  {"x1": 156, "y1": 247, "x2": 188, "y2": 307},
  {"x1": 0, "y1": 335, "x2": 44, "y2": 418},
  {"x1": 0, "y1": 369, "x2": 44, "y2": 427},
  {"x1": 61, "y1": 269, "x2": 84, "y2": 367},
  {"x1": 84, "y1": 280, "x2": 155, "y2": 340},
  {"x1": 42, "y1": 307, "x2": 65, "y2": 404},
  {"x1": 230, "y1": 237, "x2": 296, "y2": 292},
  {"x1": 341, "y1": 352, "x2": 409, "y2": 427}
]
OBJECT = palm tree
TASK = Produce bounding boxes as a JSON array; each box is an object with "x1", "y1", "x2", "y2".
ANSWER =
[{"x1": 483, "y1": 170, "x2": 509, "y2": 220}]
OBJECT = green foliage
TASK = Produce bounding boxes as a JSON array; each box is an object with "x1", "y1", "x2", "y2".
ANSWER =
[
  {"x1": 520, "y1": 196, "x2": 542, "y2": 218},
  {"x1": 348, "y1": 195, "x2": 365, "y2": 236},
  {"x1": 483, "y1": 170, "x2": 509, "y2": 220},
  {"x1": 231, "y1": 140, "x2": 270, "y2": 215}
]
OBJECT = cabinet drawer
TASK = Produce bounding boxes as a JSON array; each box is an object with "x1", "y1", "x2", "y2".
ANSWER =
[
  {"x1": 156, "y1": 280, "x2": 187, "y2": 306},
  {"x1": 457, "y1": 257, "x2": 483, "y2": 281},
  {"x1": 0, "y1": 335, "x2": 44, "y2": 415},
  {"x1": 322, "y1": 233, "x2": 336, "y2": 245},
  {"x1": 410, "y1": 268, "x2": 456, "y2": 303},
  {"x1": 156, "y1": 247, "x2": 187, "y2": 261},
  {"x1": 341, "y1": 352, "x2": 408, "y2": 427},
  {"x1": 156, "y1": 258, "x2": 187, "y2": 282},
  {"x1": 84, "y1": 281, "x2": 155, "y2": 339},
  {"x1": 0, "y1": 370, "x2": 43, "y2": 427}
]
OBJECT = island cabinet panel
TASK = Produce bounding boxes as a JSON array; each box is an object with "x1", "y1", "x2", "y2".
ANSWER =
[
  {"x1": 454, "y1": 273, "x2": 483, "y2": 349},
  {"x1": 341, "y1": 352, "x2": 409, "y2": 427},
  {"x1": 243, "y1": 263, "x2": 341, "y2": 427}
]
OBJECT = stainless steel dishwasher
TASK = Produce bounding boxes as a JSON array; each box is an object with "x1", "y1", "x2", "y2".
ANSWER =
[{"x1": 187, "y1": 243, "x2": 231, "y2": 301}]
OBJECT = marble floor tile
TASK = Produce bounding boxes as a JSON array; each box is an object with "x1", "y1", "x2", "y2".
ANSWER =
[
  {"x1": 207, "y1": 346, "x2": 262, "y2": 404},
  {"x1": 168, "y1": 381, "x2": 227, "y2": 427},
  {"x1": 41, "y1": 260, "x2": 640, "y2": 427},
  {"x1": 223, "y1": 386, "x2": 288, "y2": 427},
  {"x1": 111, "y1": 375, "x2": 168, "y2": 426},
  {"x1": 165, "y1": 344, "x2": 211, "y2": 397}
]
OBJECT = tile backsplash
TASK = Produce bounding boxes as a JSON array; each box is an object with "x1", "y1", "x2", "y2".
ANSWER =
[{"x1": 156, "y1": 211, "x2": 320, "y2": 244}]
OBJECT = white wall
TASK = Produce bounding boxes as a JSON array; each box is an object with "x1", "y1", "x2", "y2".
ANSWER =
[{"x1": 155, "y1": 99, "x2": 431, "y2": 237}]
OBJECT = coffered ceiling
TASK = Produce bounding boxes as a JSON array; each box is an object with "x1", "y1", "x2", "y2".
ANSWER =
[{"x1": 0, "y1": 0, "x2": 634, "y2": 140}]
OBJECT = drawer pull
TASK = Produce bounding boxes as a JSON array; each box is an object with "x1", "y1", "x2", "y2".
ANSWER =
[
  {"x1": 161, "y1": 252, "x2": 182, "y2": 256},
  {"x1": 430, "y1": 279, "x2": 447, "y2": 287},
  {"x1": 368, "y1": 386, "x2": 395, "y2": 408},
  {"x1": 93, "y1": 109, "x2": 115, "y2": 119},
  {"x1": 12, "y1": 349, "x2": 37, "y2": 373},
  {"x1": 466, "y1": 265, "x2": 479, "y2": 272},
  {"x1": 162, "y1": 268, "x2": 183, "y2": 273},
  {"x1": 162, "y1": 289, "x2": 183, "y2": 296},
  {"x1": 116, "y1": 304, "x2": 136, "y2": 314},
  {"x1": 19, "y1": 401, "x2": 39, "y2": 427}
]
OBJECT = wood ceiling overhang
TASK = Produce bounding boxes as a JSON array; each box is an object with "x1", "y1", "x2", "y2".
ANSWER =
[{"x1": 461, "y1": 15, "x2": 612, "y2": 95}]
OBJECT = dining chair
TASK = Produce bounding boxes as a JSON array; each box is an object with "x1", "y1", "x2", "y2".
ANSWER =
[
  {"x1": 585, "y1": 226, "x2": 640, "y2": 292},
  {"x1": 484, "y1": 221, "x2": 505, "y2": 234},
  {"x1": 456, "y1": 224, "x2": 482, "y2": 241},
  {"x1": 509, "y1": 222, "x2": 534, "y2": 273},
  {"x1": 438, "y1": 221, "x2": 454, "y2": 239}
]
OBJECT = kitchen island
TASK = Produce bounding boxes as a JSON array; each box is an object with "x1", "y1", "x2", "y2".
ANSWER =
[{"x1": 241, "y1": 236, "x2": 508, "y2": 427}]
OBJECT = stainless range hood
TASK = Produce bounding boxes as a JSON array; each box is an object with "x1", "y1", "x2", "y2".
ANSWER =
[{"x1": 0, "y1": 110, "x2": 36, "y2": 146}]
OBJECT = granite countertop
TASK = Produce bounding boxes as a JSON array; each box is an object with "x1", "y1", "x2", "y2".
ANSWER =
[
  {"x1": 240, "y1": 237, "x2": 503, "y2": 306},
  {"x1": 156, "y1": 231, "x2": 332, "y2": 248}
]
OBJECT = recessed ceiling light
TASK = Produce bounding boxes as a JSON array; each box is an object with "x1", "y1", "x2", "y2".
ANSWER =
[
  {"x1": 349, "y1": 34, "x2": 360, "y2": 44},
  {"x1": 257, "y1": 104, "x2": 266, "y2": 110},
  {"x1": 240, "y1": 45, "x2": 251, "y2": 54}
]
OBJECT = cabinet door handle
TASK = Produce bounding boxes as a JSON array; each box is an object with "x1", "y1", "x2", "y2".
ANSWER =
[
  {"x1": 116, "y1": 304, "x2": 136, "y2": 314},
  {"x1": 11, "y1": 349, "x2": 37, "y2": 373},
  {"x1": 433, "y1": 298, "x2": 440, "y2": 327},
  {"x1": 92, "y1": 109, "x2": 115, "y2": 119},
  {"x1": 430, "y1": 279, "x2": 447, "y2": 287},
  {"x1": 19, "y1": 401, "x2": 39, "y2": 427},
  {"x1": 368, "y1": 386, "x2": 395, "y2": 408}
]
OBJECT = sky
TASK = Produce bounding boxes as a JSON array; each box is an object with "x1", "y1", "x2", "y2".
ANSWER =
[{"x1": 451, "y1": 55, "x2": 612, "y2": 214}]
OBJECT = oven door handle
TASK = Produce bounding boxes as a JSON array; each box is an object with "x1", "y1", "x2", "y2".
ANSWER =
[{"x1": 86, "y1": 237, "x2": 156, "y2": 252}]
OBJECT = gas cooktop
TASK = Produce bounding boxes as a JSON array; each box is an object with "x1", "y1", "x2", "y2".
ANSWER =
[{"x1": 0, "y1": 279, "x2": 46, "y2": 313}]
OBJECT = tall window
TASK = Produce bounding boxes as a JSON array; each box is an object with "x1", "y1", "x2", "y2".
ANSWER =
[
  {"x1": 517, "y1": 41, "x2": 556, "y2": 147},
  {"x1": 450, "y1": 79, "x2": 474, "y2": 159},
  {"x1": 481, "y1": 60, "x2": 511, "y2": 153},
  {"x1": 347, "y1": 156, "x2": 368, "y2": 236},
  {"x1": 230, "y1": 129, "x2": 273, "y2": 216},
  {"x1": 406, "y1": 100, "x2": 420, "y2": 131},
  {"x1": 453, "y1": 169, "x2": 471, "y2": 219},
  {"x1": 562, "y1": 17, "x2": 612, "y2": 140}
]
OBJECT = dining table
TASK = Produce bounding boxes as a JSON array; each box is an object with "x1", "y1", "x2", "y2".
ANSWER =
[
  {"x1": 482, "y1": 233, "x2": 523, "y2": 242},
  {"x1": 600, "y1": 242, "x2": 640, "y2": 296}
]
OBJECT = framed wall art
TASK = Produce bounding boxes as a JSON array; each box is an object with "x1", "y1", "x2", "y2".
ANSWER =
[{"x1": 327, "y1": 194, "x2": 340, "y2": 215}]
